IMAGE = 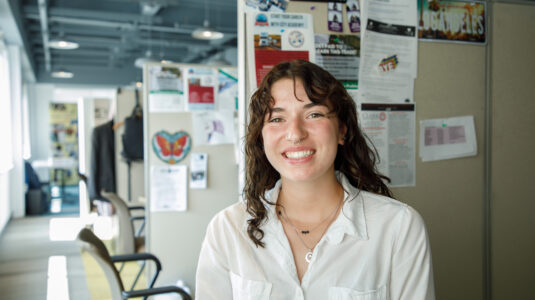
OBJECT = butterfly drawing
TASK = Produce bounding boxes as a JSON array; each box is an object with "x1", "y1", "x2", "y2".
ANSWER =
[{"x1": 152, "y1": 130, "x2": 191, "y2": 164}]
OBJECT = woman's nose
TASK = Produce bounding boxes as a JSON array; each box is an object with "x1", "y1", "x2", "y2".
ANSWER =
[{"x1": 285, "y1": 118, "x2": 308, "y2": 144}]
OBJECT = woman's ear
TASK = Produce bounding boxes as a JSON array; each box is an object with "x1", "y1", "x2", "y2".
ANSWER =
[{"x1": 338, "y1": 124, "x2": 348, "y2": 145}]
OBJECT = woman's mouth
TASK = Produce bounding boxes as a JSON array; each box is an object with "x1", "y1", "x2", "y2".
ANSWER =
[{"x1": 284, "y1": 150, "x2": 315, "y2": 159}]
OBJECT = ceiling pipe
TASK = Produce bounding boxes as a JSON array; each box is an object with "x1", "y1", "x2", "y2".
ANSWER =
[
  {"x1": 26, "y1": 14, "x2": 237, "y2": 36},
  {"x1": 37, "y1": 0, "x2": 51, "y2": 71}
]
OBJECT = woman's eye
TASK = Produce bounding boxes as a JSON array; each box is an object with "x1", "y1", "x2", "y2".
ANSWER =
[
  {"x1": 308, "y1": 112, "x2": 324, "y2": 119},
  {"x1": 269, "y1": 117, "x2": 283, "y2": 123}
]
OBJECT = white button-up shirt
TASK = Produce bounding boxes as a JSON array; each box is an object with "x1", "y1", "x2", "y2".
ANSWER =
[{"x1": 195, "y1": 174, "x2": 435, "y2": 300}]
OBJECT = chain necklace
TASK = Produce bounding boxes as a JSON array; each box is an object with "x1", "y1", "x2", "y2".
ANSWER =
[{"x1": 278, "y1": 198, "x2": 343, "y2": 264}]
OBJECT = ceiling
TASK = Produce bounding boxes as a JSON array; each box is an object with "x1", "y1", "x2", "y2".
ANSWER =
[{"x1": 1, "y1": 0, "x2": 237, "y2": 86}]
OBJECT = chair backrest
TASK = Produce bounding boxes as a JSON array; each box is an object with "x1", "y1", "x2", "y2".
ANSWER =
[
  {"x1": 101, "y1": 191, "x2": 136, "y2": 254},
  {"x1": 76, "y1": 228, "x2": 125, "y2": 300}
]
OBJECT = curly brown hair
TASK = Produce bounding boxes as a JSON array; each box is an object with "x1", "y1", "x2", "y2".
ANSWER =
[{"x1": 244, "y1": 60, "x2": 392, "y2": 247}]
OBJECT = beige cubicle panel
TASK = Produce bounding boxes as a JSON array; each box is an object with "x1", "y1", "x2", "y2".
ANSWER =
[
  {"x1": 490, "y1": 2, "x2": 535, "y2": 299},
  {"x1": 143, "y1": 63, "x2": 239, "y2": 291}
]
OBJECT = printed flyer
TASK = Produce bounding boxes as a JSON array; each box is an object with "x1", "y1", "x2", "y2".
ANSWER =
[{"x1": 246, "y1": 11, "x2": 315, "y2": 89}]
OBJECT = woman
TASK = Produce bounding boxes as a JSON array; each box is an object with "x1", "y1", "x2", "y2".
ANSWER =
[{"x1": 196, "y1": 60, "x2": 435, "y2": 299}]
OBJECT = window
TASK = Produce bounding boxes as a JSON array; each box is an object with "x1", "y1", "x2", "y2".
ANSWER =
[{"x1": 0, "y1": 41, "x2": 13, "y2": 173}]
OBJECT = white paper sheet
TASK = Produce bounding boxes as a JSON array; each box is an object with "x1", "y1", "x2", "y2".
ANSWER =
[
  {"x1": 192, "y1": 111, "x2": 236, "y2": 146},
  {"x1": 419, "y1": 115, "x2": 477, "y2": 162},
  {"x1": 150, "y1": 165, "x2": 188, "y2": 212},
  {"x1": 148, "y1": 66, "x2": 185, "y2": 113},
  {"x1": 360, "y1": 103, "x2": 416, "y2": 187},
  {"x1": 190, "y1": 153, "x2": 208, "y2": 189}
]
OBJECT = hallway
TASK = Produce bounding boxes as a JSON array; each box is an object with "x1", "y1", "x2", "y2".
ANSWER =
[{"x1": 0, "y1": 215, "x2": 90, "y2": 300}]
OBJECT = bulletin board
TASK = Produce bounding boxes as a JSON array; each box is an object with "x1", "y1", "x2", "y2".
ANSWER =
[
  {"x1": 240, "y1": 1, "x2": 487, "y2": 299},
  {"x1": 143, "y1": 62, "x2": 239, "y2": 288}
]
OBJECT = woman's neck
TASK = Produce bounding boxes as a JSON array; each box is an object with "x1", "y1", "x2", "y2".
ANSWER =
[{"x1": 278, "y1": 174, "x2": 343, "y2": 225}]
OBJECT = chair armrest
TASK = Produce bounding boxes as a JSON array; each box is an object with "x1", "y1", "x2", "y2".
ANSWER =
[
  {"x1": 122, "y1": 286, "x2": 192, "y2": 300},
  {"x1": 111, "y1": 253, "x2": 161, "y2": 272},
  {"x1": 127, "y1": 205, "x2": 145, "y2": 211},
  {"x1": 130, "y1": 216, "x2": 145, "y2": 222}
]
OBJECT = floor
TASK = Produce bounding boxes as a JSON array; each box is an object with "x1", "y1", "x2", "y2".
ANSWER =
[{"x1": 0, "y1": 215, "x2": 91, "y2": 300}]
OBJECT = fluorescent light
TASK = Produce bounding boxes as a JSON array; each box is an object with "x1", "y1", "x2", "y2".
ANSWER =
[
  {"x1": 51, "y1": 69, "x2": 74, "y2": 78},
  {"x1": 49, "y1": 39, "x2": 79, "y2": 50}
]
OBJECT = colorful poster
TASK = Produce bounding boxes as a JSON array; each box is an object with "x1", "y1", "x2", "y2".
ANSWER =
[
  {"x1": 186, "y1": 67, "x2": 216, "y2": 111},
  {"x1": 418, "y1": 0, "x2": 486, "y2": 44},
  {"x1": 49, "y1": 103, "x2": 78, "y2": 186},
  {"x1": 148, "y1": 66, "x2": 185, "y2": 113},
  {"x1": 246, "y1": 12, "x2": 315, "y2": 89},
  {"x1": 315, "y1": 34, "x2": 360, "y2": 83}
]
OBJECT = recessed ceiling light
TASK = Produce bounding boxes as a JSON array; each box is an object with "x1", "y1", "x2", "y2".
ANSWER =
[
  {"x1": 51, "y1": 69, "x2": 74, "y2": 78},
  {"x1": 49, "y1": 39, "x2": 79, "y2": 50}
]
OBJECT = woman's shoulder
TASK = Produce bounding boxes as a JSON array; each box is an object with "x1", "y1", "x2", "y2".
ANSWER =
[
  {"x1": 361, "y1": 191, "x2": 425, "y2": 231},
  {"x1": 358, "y1": 190, "x2": 425, "y2": 225}
]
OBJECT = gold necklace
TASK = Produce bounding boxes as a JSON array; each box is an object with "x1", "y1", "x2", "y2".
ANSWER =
[{"x1": 279, "y1": 199, "x2": 343, "y2": 264}]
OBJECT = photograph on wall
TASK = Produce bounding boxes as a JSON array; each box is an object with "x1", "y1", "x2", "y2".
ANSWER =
[
  {"x1": 328, "y1": 2, "x2": 343, "y2": 32},
  {"x1": 186, "y1": 67, "x2": 216, "y2": 111},
  {"x1": 346, "y1": 0, "x2": 361, "y2": 33},
  {"x1": 217, "y1": 67, "x2": 238, "y2": 111},
  {"x1": 190, "y1": 153, "x2": 208, "y2": 189},
  {"x1": 148, "y1": 66, "x2": 185, "y2": 113},
  {"x1": 418, "y1": 0, "x2": 486, "y2": 44},
  {"x1": 246, "y1": 11, "x2": 315, "y2": 89},
  {"x1": 192, "y1": 111, "x2": 236, "y2": 146},
  {"x1": 244, "y1": 0, "x2": 288, "y2": 12}
]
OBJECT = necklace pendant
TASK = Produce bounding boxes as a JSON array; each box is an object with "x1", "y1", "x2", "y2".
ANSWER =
[
  {"x1": 301, "y1": 230, "x2": 310, "y2": 234},
  {"x1": 305, "y1": 251, "x2": 313, "y2": 263}
]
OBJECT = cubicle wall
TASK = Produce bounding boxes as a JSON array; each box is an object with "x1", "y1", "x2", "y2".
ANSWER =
[
  {"x1": 490, "y1": 3, "x2": 535, "y2": 298},
  {"x1": 143, "y1": 63, "x2": 239, "y2": 290}
]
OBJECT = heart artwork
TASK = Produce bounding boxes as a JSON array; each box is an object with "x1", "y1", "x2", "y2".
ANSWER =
[{"x1": 152, "y1": 130, "x2": 191, "y2": 164}]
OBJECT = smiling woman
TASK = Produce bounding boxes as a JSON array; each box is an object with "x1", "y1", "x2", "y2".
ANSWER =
[{"x1": 195, "y1": 60, "x2": 435, "y2": 300}]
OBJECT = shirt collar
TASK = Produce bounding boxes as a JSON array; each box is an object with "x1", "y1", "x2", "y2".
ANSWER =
[{"x1": 260, "y1": 172, "x2": 369, "y2": 244}]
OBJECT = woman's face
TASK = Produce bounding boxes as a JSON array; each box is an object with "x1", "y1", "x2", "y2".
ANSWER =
[{"x1": 261, "y1": 78, "x2": 346, "y2": 184}]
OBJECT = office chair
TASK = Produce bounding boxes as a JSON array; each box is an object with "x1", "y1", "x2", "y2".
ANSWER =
[
  {"x1": 77, "y1": 228, "x2": 191, "y2": 300},
  {"x1": 101, "y1": 191, "x2": 146, "y2": 254}
]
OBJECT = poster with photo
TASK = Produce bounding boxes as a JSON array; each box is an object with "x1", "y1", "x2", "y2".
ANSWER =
[
  {"x1": 328, "y1": 2, "x2": 343, "y2": 32},
  {"x1": 346, "y1": 0, "x2": 361, "y2": 33},
  {"x1": 246, "y1": 11, "x2": 315, "y2": 89},
  {"x1": 192, "y1": 111, "x2": 236, "y2": 146},
  {"x1": 186, "y1": 67, "x2": 216, "y2": 111}
]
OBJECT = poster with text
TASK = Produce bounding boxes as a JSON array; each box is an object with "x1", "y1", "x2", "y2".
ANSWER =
[
  {"x1": 418, "y1": 0, "x2": 486, "y2": 44},
  {"x1": 150, "y1": 165, "x2": 188, "y2": 212},
  {"x1": 360, "y1": 103, "x2": 416, "y2": 187},
  {"x1": 148, "y1": 66, "x2": 185, "y2": 113},
  {"x1": 246, "y1": 11, "x2": 315, "y2": 90},
  {"x1": 186, "y1": 67, "x2": 216, "y2": 111},
  {"x1": 218, "y1": 67, "x2": 238, "y2": 111},
  {"x1": 315, "y1": 34, "x2": 360, "y2": 89}
]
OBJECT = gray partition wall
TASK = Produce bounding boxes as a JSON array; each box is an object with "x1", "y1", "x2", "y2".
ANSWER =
[{"x1": 490, "y1": 2, "x2": 535, "y2": 299}]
